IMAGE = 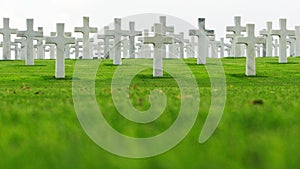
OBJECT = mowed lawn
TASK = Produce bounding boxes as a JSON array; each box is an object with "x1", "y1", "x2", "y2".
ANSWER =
[{"x1": 0, "y1": 57, "x2": 299, "y2": 169}]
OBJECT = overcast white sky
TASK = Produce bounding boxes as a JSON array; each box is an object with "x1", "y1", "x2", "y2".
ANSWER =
[{"x1": 0, "y1": 0, "x2": 299, "y2": 41}]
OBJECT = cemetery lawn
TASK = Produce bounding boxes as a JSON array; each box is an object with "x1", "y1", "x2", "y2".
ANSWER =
[{"x1": 0, "y1": 57, "x2": 300, "y2": 169}]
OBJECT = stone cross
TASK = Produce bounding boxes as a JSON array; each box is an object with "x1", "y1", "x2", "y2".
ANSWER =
[
  {"x1": 256, "y1": 44, "x2": 262, "y2": 57},
  {"x1": 15, "y1": 38, "x2": 26, "y2": 60},
  {"x1": 128, "y1": 21, "x2": 142, "y2": 58},
  {"x1": 13, "y1": 42, "x2": 19, "y2": 60},
  {"x1": 71, "y1": 39, "x2": 81, "y2": 59},
  {"x1": 48, "y1": 32, "x2": 57, "y2": 59},
  {"x1": 35, "y1": 27, "x2": 45, "y2": 59},
  {"x1": 96, "y1": 41, "x2": 104, "y2": 58},
  {"x1": 17, "y1": 19, "x2": 43, "y2": 65},
  {"x1": 185, "y1": 40, "x2": 193, "y2": 58},
  {"x1": 287, "y1": 36, "x2": 296, "y2": 57},
  {"x1": 46, "y1": 23, "x2": 75, "y2": 78},
  {"x1": 295, "y1": 26, "x2": 300, "y2": 56},
  {"x1": 209, "y1": 36, "x2": 219, "y2": 58},
  {"x1": 273, "y1": 39, "x2": 279, "y2": 56},
  {"x1": 75, "y1": 17, "x2": 98, "y2": 59},
  {"x1": 152, "y1": 16, "x2": 174, "y2": 59},
  {"x1": 225, "y1": 42, "x2": 232, "y2": 56},
  {"x1": 168, "y1": 35, "x2": 179, "y2": 58},
  {"x1": 226, "y1": 16, "x2": 246, "y2": 58},
  {"x1": 172, "y1": 32, "x2": 186, "y2": 59},
  {"x1": 189, "y1": 18, "x2": 215, "y2": 64},
  {"x1": 0, "y1": 18, "x2": 17, "y2": 60},
  {"x1": 97, "y1": 26, "x2": 114, "y2": 59},
  {"x1": 216, "y1": 38, "x2": 225, "y2": 58},
  {"x1": 271, "y1": 19, "x2": 295, "y2": 63},
  {"x1": 189, "y1": 36, "x2": 197, "y2": 58},
  {"x1": 105, "y1": 18, "x2": 130, "y2": 65},
  {"x1": 236, "y1": 24, "x2": 265, "y2": 76},
  {"x1": 64, "y1": 32, "x2": 72, "y2": 59},
  {"x1": 137, "y1": 29, "x2": 152, "y2": 58},
  {"x1": 144, "y1": 23, "x2": 173, "y2": 77},
  {"x1": 260, "y1": 22, "x2": 273, "y2": 57}
]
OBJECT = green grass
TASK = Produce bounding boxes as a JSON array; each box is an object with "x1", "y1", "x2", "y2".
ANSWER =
[{"x1": 0, "y1": 57, "x2": 299, "y2": 169}]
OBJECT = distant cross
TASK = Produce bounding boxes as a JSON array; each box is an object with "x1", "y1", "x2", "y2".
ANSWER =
[
  {"x1": 226, "y1": 16, "x2": 246, "y2": 58},
  {"x1": 273, "y1": 39, "x2": 279, "y2": 56},
  {"x1": 287, "y1": 36, "x2": 296, "y2": 57},
  {"x1": 137, "y1": 29, "x2": 152, "y2": 58},
  {"x1": 0, "y1": 18, "x2": 17, "y2": 60},
  {"x1": 151, "y1": 16, "x2": 174, "y2": 58},
  {"x1": 15, "y1": 38, "x2": 26, "y2": 60},
  {"x1": 75, "y1": 17, "x2": 98, "y2": 59},
  {"x1": 216, "y1": 38, "x2": 225, "y2": 58},
  {"x1": 144, "y1": 23, "x2": 173, "y2": 77},
  {"x1": 271, "y1": 19, "x2": 295, "y2": 63},
  {"x1": 35, "y1": 27, "x2": 45, "y2": 59},
  {"x1": 172, "y1": 32, "x2": 187, "y2": 59},
  {"x1": 64, "y1": 32, "x2": 72, "y2": 59},
  {"x1": 189, "y1": 18, "x2": 215, "y2": 64},
  {"x1": 260, "y1": 22, "x2": 273, "y2": 57},
  {"x1": 128, "y1": 21, "x2": 142, "y2": 58},
  {"x1": 236, "y1": 24, "x2": 265, "y2": 76},
  {"x1": 46, "y1": 23, "x2": 75, "y2": 78},
  {"x1": 209, "y1": 36, "x2": 219, "y2": 58},
  {"x1": 97, "y1": 26, "x2": 114, "y2": 59},
  {"x1": 105, "y1": 18, "x2": 130, "y2": 65},
  {"x1": 295, "y1": 26, "x2": 300, "y2": 56},
  {"x1": 17, "y1": 19, "x2": 43, "y2": 65}
]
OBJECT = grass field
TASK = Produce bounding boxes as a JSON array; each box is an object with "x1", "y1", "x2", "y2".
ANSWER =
[{"x1": 0, "y1": 57, "x2": 299, "y2": 169}]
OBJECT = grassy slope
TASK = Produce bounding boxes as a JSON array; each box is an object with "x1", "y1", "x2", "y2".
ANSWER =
[{"x1": 0, "y1": 58, "x2": 299, "y2": 169}]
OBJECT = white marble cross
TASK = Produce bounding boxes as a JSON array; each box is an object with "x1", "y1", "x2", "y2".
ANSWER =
[
  {"x1": 295, "y1": 26, "x2": 300, "y2": 56},
  {"x1": 64, "y1": 32, "x2": 72, "y2": 59},
  {"x1": 137, "y1": 29, "x2": 152, "y2": 58},
  {"x1": 17, "y1": 19, "x2": 43, "y2": 65},
  {"x1": 15, "y1": 38, "x2": 26, "y2": 60},
  {"x1": 189, "y1": 18, "x2": 215, "y2": 64},
  {"x1": 271, "y1": 19, "x2": 295, "y2": 63},
  {"x1": 46, "y1": 23, "x2": 75, "y2": 78},
  {"x1": 216, "y1": 38, "x2": 225, "y2": 58},
  {"x1": 260, "y1": 22, "x2": 273, "y2": 57},
  {"x1": 209, "y1": 36, "x2": 219, "y2": 58},
  {"x1": 273, "y1": 39, "x2": 279, "y2": 56},
  {"x1": 97, "y1": 26, "x2": 114, "y2": 59},
  {"x1": 144, "y1": 23, "x2": 173, "y2": 77},
  {"x1": 121, "y1": 37, "x2": 129, "y2": 58},
  {"x1": 173, "y1": 32, "x2": 186, "y2": 59},
  {"x1": 75, "y1": 17, "x2": 98, "y2": 59},
  {"x1": 236, "y1": 24, "x2": 265, "y2": 76},
  {"x1": 226, "y1": 16, "x2": 246, "y2": 58},
  {"x1": 287, "y1": 36, "x2": 296, "y2": 56},
  {"x1": 35, "y1": 27, "x2": 45, "y2": 59},
  {"x1": 128, "y1": 21, "x2": 142, "y2": 58},
  {"x1": 152, "y1": 16, "x2": 174, "y2": 59},
  {"x1": 105, "y1": 18, "x2": 130, "y2": 65},
  {"x1": 0, "y1": 18, "x2": 17, "y2": 60}
]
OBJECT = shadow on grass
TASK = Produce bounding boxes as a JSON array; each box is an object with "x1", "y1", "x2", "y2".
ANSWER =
[
  {"x1": 41, "y1": 76, "x2": 74, "y2": 81},
  {"x1": 133, "y1": 74, "x2": 174, "y2": 80},
  {"x1": 228, "y1": 74, "x2": 268, "y2": 78},
  {"x1": 9, "y1": 64, "x2": 48, "y2": 67},
  {"x1": 223, "y1": 57, "x2": 246, "y2": 59},
  {"x1": 266, "y1": 62, "x2": 299, "y2": 65},
  {"x1": 103, "y1": 63, "x2": 122, "y2": 67}
]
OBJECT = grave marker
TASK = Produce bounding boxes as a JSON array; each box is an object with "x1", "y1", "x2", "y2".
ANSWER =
[
  {"x1": 46, "y1": 23, "x2": 75, "y2": 78},
  {"x1": 144, "y1": 23, "x2": 173, "y2": 77},
  {"x1": 0, "y1": 18, "x2": 17, "y2": 60},
  {"x1": 236, "y1": 24, "x2": 265, "y2": 76},
  {"x1": 17, "y1": 19, "x2": 43, "y2": 65}
]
